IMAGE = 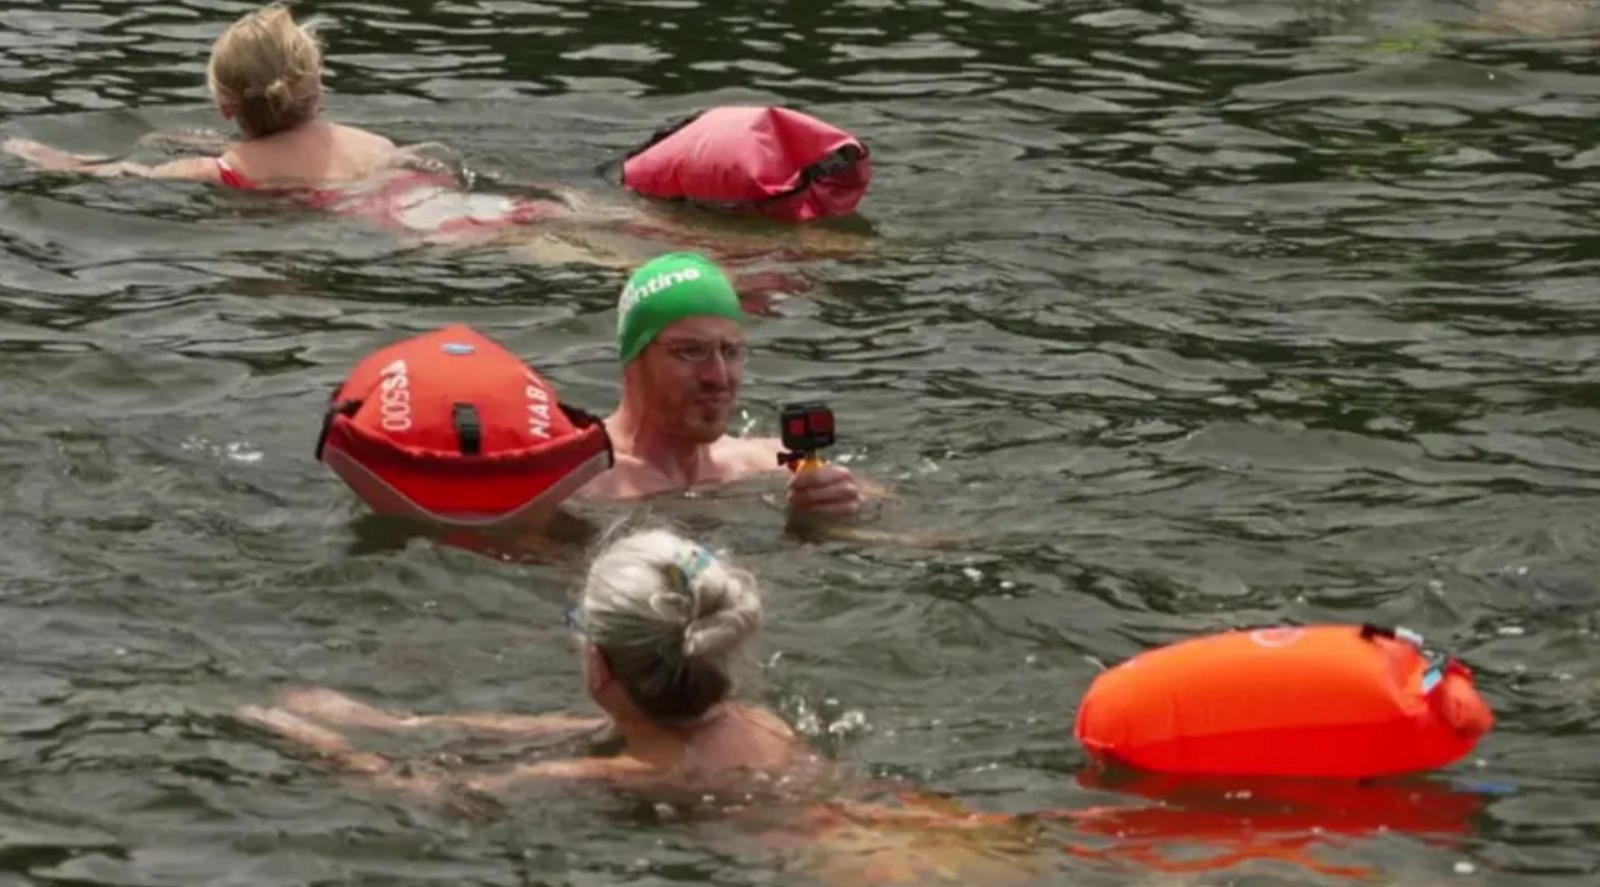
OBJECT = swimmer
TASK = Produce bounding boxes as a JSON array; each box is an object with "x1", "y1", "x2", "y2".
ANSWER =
[
  {"x1": 373, "y1": 254, "x2": 932, "y2": 560},
  {"x1": 1, "y1": 5, "x2": 886, "y2": 277},
  {"x1": 0, "y1": 3, "x2": 601, "y2": 251},
  {"x1": 575, "y1": 252, "x2": 873, "y2": 518},
  {"x1": 238, "y1": 528, "x2": 799, "y2": 792},
  {"x1": 237, "y1": 527, "x2": 1052, "y2": 884},
  {"x1": 4, "y1": 4, "x2": 417, "y2": 190},
  {"x1": 0, "y1": 4, "x2": 880, "y2": 275}
]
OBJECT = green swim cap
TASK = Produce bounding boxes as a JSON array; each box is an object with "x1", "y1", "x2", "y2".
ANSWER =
[{"x1": 616, "y1": 252, "x2": 745, "y2": 363}]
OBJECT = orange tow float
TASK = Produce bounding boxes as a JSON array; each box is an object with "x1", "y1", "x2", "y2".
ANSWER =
[
  {"x1": 1074, "y1": 624, "x2": 1495, "y2": 779},
  {"x1": 313, "y1": 324, "x2": 613, "y2": 530}
]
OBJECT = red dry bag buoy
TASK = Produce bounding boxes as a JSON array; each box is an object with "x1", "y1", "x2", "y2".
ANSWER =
[
  {"x1": 313, "y1": 324, "x2": 613, "y2": 528},
  {"x1": 621, "y1": 106, "x2": 872, "y2": 222},
  {"x1": 1074, "y1": 624, "x2": 1495, "y2": 779}
]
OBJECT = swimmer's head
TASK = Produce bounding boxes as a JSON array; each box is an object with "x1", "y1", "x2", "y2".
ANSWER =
[
  {"x1": 617, "y1": 253, "x2": 748, "y2": 443},
  {"x1": 207, "y1": 3, "x2": 324, "y2": 139},
  {"x1": 570, "y1": 528, "x2": 762, "y2": 724},
  {"x1": 617, "y1": 253, "x2": 746, "y2": 364}
]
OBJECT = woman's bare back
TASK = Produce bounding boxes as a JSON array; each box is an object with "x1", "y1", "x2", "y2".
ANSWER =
[
  {"x1": 224, "y1": 120, "x2": 402, "y2": 186},
  {"x1": 677, "y1": 704, "x2": 799, "y2": 773}
]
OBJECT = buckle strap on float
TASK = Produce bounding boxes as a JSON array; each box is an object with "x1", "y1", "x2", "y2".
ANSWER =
[
  {"x1": 622, "y1": 111, "x2": 705, "y2": 162},
  {"x1": 1359, "y1": 623, "x2": 1456, "y2": 694},
  {"x1": 452, "y1": 403, "x2": 483, "y2": 456},
  {"x1": 314, "y1": 392, "x2": 363, "y2": 462},
  {"x1": 747, "y1": 144, "x2": 868, "y2": 209}
]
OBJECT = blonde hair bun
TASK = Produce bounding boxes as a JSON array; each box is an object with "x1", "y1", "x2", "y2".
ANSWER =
[{"x1": 206, "y1": 3, "x2": 325, "y2": 138}]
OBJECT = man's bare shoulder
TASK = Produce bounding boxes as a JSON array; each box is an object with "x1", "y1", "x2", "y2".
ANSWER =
[
  {"x1": 573, "y1": 434, "x2": 784, "y2": 501},
  {"x1": 574, "y1": 452, "x2": 664, "y2": 501},
  {"x1": 710, "y1": 435, "x2": 785, "y2": 482}
]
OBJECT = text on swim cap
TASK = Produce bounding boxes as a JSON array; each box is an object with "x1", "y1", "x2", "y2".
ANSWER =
[
  {"x1": 378, "y1": 359, "x2": 411, "y2": 432},
  {"x1": 617, "y1": 266, "x2": 704, "y2": 335}
]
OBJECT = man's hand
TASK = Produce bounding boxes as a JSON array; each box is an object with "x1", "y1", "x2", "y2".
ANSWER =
[{"x1": 786, "y1": 464, "x2": 865, "y2": 518}]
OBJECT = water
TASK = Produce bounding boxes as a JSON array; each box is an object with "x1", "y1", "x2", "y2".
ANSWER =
[{"x1": 3, "y1": 0, "x2": 1600, "y2": 883}]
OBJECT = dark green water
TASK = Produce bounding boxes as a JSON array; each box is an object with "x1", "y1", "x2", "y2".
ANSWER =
[{"x1": 4, "y1": 0, "x2": 1600, "y2": 884}]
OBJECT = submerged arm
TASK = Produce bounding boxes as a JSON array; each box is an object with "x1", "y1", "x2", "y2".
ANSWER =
[
  {"x1": 236, "y1": 705, "x2": 392, "y2": 775},
  {"x1": 137, "y1": 129, "x2": 235, "y2": 154},
  {"x1": 3, "y1": 138, "x2": 219, "y2": 182},
  {"x1": 277, "y1": 687, "x2": 607, "y2": 737},
  {"x1": 410, "y1": 711, "x2": 607, "y2": 735},
  {"x1": 236, "y1": 703, "x2": 632, "y2": 802},
  {"x1": 780, "y1": 464, "x2": 970, "y2": 548},
  {"x1": 237, "y1": 704, "x2": 482, "y2": 808},
  {"x1": 464, "y1": 756, "x2": 651, "y2": 792}
]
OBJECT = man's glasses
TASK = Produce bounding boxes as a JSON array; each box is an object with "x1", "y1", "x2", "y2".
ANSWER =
[{"x1": 659, "y1": 339, "x2": 748, "y2": 366}]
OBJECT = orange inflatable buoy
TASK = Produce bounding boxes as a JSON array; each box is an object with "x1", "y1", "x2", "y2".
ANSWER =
[
  {"x1": 1074, "y1": 624, "x2": 1495, "y2": 779},
  {"x1": 313, "y1": 325, "x2": 614, "y2": 529}
]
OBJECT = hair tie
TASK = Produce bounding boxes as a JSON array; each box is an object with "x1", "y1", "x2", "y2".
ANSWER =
[{"x1": 666, "y1": 544, "x2": 714, "y2": 593}]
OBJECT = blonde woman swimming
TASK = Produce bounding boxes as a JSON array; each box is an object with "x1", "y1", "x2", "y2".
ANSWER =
[
  {"x1": 1, "y1": 3, "x2": 876, "y2": 272},
  {"x1": 2, "y1": 4, "x2": 605, "y2": 248}
]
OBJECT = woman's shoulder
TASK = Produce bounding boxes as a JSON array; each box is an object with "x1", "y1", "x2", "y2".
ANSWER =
[
  {"x1": 737, "y1": 704, "x2": 799, "y2": 742},
  {"x1": 713, "y1": 705, "x2": 807, "y2": 775},
  {"x1": 326, "y1": 121, "x2": 398, "y2": 150}
]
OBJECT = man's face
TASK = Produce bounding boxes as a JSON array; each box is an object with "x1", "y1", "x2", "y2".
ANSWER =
[{"x1": 627, "y1": 316, "x2": 747, "y2": 443}]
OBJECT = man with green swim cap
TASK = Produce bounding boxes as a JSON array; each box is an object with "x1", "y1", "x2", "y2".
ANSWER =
[
  {"x1": 614, "y1": 251, "x2": 747, "y2": 364},
  {"x1": 578, "y1": 252, "x2": 865, "y2": 516}
]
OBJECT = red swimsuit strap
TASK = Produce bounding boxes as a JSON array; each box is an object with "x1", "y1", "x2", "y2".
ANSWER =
[
  {"x1": 214, "y1": 157, "x2": 257, "y2": 190},
  {"x1": 212, "y1": 156, "x2": 382, "y2": 210}
]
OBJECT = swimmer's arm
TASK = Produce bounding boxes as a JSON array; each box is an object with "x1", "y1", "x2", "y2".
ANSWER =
[
  {"x1": 409, "y1": 713, "x2": 608, "y2": 734},
  {"x1": 288, "y1": 756, "x2": 648, "y2": 798},
  {"x1": 113, "y1": 157, "x2": 223, "y2": 181},
  {"x1": 137, "y1": 129, "x2": 235, "y2": 154},
  {"x1": 743, "y1": 437, "x2": 893, "y2": 501},
  {"x1": 388, "y1": 143, "x2": 454, "y2": 178},
  {"x1": 2, "y1": 138, "x2": 106, "y2": 172},
  {"x1": 2, "y1": 138, "x2": 219, "y2": 181},
  {"x1": 463, "y1": 756, "x2": 652, "y2": 792},
  {"x1": 235, "y1": 705, "x2": 392, "y2": 775},
  {"x1": 236, "y1": 704, "x2": 483, "y2": 808},
  {"x1": 270, "y1": 756, "x2": 648, "y2": 802},
  {"x1": 772, "y1": 452, "x2": 969, "y2": 546},
  {"x1": 277, "y1": 687, "x2": 605, "y2": 736}
]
